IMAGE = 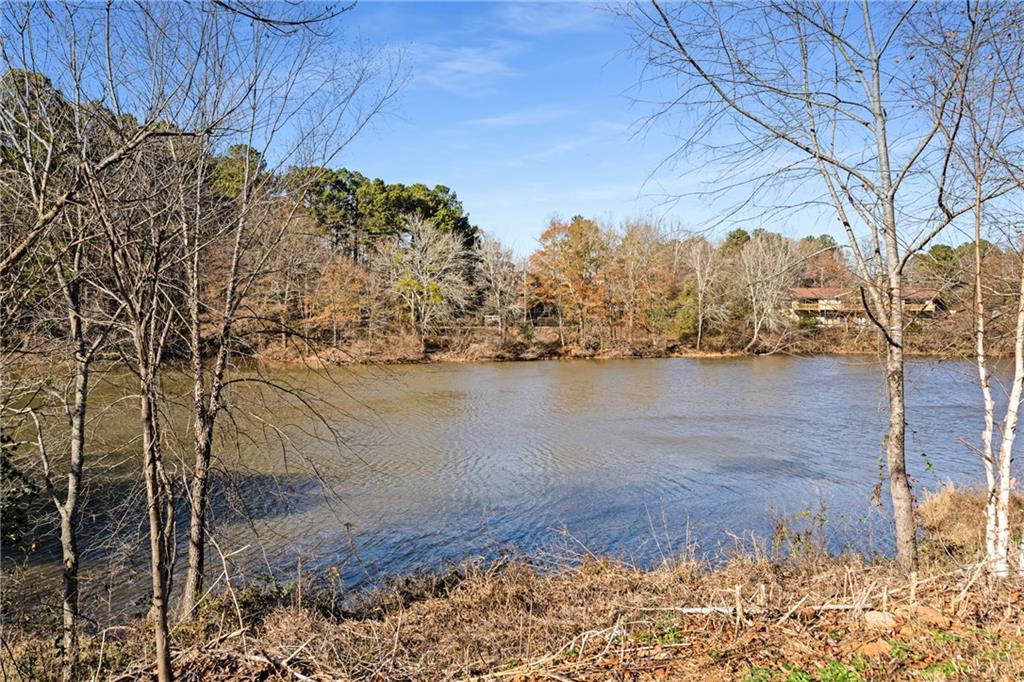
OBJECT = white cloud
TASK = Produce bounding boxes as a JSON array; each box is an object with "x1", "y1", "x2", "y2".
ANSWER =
[
  {"x1": 404, "y1": 3, "x2": 611, "y2": 95},
  {"x1": 468, "y1": 107, "x2": 577, "y2": 127},
  {"x1": 414, "y1": 40, "x2": 522, "y2": 93},
  {"x1": 492, "y1": 2, "x2": 610, "y2": 36}
]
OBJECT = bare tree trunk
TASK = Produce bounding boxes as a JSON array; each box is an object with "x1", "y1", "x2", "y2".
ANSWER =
[
  {"x1": 523, "y1": 271, "x2": 529, "y2": 325},
  {"x1": 744, "y1": 324, "x2": 760, "y2": 353},
  {"x1": 140, "y1": 372, "x2": 173, "y2": 682},
  {"x1": 685, "y1": 238, "x2": 718, "y2": 352},
  {"x1": 884, "y1": 215, "x2": 917, "y2": 571},
  {"x1": 59, "y1": 353, "x2": 86, "y2": 682},
  {"x1": 180, "y1": 292, "x2": 212, "y2": 616},
  {"x1": 696, "y1": 292, "x2": 704, "y2": 351},
  {"x1": 52, "y1": 236, "x2": 93, "y2": 682},
  {"x1": 180, "y1": 209, "x2": 207, "y2": 617},
  {"x1": 412, "y1": 301, "x2": 425, "y2": 355},
  {"x1": 182, "y1": 420, "x2": 212, "y2": 614},
  {"x1": 180, "y1": 163, "x2": 242, "y2": 618},
  {"x1": 744, "y1": 278, "x2": 762, "y2": 353},
  {"x1": 58, "y1": 512, "x2": 79, "y2": 681},
  {"x1": 868, "y1": 0, "x2": 917, "y2": 565},
  {"x1": 884, "y1": 337, "x2": 916, "y2": 570},
  {"x1": 182, "y1": 237, "x2": 245, "y2": 616},
  {"x1": 622, "y1": 303, "x2": 630, "y2": 346}
]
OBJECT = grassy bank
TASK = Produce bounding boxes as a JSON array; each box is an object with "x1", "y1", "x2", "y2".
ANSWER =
[
  {"x1": 3, "y1": 488, "x2": 1023, "y2": 681},
  {"x1": 256, "y1": 325, "x2": 974, "y2": 369}
]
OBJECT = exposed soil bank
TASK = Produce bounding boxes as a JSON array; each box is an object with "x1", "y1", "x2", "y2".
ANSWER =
[
  {"x1": 3, "y1": 487, "x2": 1024, "y2": 681},
  {"x1": 256, "y1": 327, "x2": 972, "y2": 369}
]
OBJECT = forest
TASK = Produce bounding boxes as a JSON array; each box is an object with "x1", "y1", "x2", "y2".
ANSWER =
[
  {"x1": 12, "y1": 137, "x2": 1019, "y2": 372},
  {"x1": 233, "y1": 201, "x2": 1024, "y2": 363}
]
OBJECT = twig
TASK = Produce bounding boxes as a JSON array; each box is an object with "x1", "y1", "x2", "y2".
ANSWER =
[
  {"x1": 734, "y1": 585, "x2": 745, "y2": 630},
  {"x1": 237, "y1": 652, "x2": 316, "y2": 681},
  {"x1": 633, "y1": 601, "x2": 866, "y2": 619},
  {"x1": 953, "y1": 562, "x2": 986, "y2": 612},
  {"x1": 543, "y1": 673, "x2": 577, "y2": 682},
  {"x1": 777, "y1": 595, "x2": 809, "y2": 625}
]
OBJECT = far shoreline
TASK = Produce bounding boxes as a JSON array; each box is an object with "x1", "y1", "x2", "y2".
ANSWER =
[
  {"x1": 255, "y1": 344, "x2": 973, "y2": 371},
  {"x1": 5, "y1": 343, "x2": 977, "y2": 380}
]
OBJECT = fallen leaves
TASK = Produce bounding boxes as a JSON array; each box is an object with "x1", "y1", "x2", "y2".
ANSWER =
[
  {"x1": 855, "y1": 638, "x2": 892, "y2": 657},
  {"x1": 908, "y1": 604, "x2": 952, "y2": 629}
]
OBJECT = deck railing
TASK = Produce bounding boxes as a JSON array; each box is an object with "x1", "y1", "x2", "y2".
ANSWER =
[{"x1": 791, "y1": 301, "x2": 935, "y2": 314}]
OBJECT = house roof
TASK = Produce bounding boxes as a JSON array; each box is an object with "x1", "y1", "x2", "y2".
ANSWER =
[{"x1": 903, "y1": 287, "x2": 942, "y2": 301}]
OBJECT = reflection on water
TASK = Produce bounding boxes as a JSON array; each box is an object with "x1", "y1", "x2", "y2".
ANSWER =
[{"x1": 7, "y1": 356, "x2": 1012, "y2": 611}]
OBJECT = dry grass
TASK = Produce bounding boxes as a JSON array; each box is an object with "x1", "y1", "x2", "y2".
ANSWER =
[
  {"x1": 3, "y1": 490, "x2": 1024, "y2": 681},
  {"x1": 918, "y1": 484, "x2": 1024, "y2": 560}
]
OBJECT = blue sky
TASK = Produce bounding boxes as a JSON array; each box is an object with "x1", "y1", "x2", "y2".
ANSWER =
[
  {"x1": 333, "y1": 2, "x2": 696, "y2": 253},
  {"x1": 335, "y1": 1, "x2": 834, "y2": 255}
]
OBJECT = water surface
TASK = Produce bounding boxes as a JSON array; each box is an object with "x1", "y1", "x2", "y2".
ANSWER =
[{"x1": 8, "y1": 356, "x2": 1009, "y2": 610}]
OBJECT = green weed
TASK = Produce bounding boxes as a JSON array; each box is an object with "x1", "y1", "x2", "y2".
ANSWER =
[{"x1": 817, "y1": 660, "x2": 864, "y2": 682}]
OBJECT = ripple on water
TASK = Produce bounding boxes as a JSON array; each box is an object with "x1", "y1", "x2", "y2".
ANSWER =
[{"x1": 9, "y1": 356, "x2": 1009, "y2": 614}]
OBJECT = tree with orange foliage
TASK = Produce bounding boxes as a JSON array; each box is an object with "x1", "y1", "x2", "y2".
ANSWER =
[
  {"x1": 305, "y1": 257, "x2": 371, "y2": 347},
  {"x1": 530, "y1": 216, "x2": 609, "y2": 348},
  {"x1": 797, "y1": 234, "x2": 849, "y2": 288}
]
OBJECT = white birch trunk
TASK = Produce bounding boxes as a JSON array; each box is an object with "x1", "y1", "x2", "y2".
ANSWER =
[
  {"x1": 972, "y1": 189, "x2": 999, "y2": 568},
  {"x1": 993, "y1": 257, "x2": 1024, "y2": 576}
]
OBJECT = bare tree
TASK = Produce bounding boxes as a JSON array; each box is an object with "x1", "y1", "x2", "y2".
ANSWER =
[
  {"x1": 735, "y1": 232, "x2": 799, "y2": 353},
  {"x1": 964, "y1": 29, "x2": 1009, "y2": 577},
  {"x1": 984, "y1": 240, "x2": 1024, "y2": 577},
  {"x1": 0, "y1": 203, "x2": 116, "y2": 682},
  {"x1": 86, "y1": 132, "x2": 184, "y2": 681},
  {"x1": 173, "y1": 15, "x2": 399, "y2": 618},
  {"x1": 609, "y1": 221, "x2": 663, "y2": 346},
  {"x1": 963, "y1": 15, "x2": 1024, "y2": 576},
  {"x1": 477, "y1": 234, "x2": 524, "y2": 339},
  {"x1": 627, "y1": 0, "x2": 996, "y2": 569},
  {"x1": 0, "y1": 66, "x2": 89, "y2": 682},
  {"x1": 373, "y1": 215, "x2": 472, "y2": 353},
  {"x1": 681, "y1": 236, "x2": 724, "y2": 350},
  {"x1": 33, "y1": 4, "x2": 292, "y2": 677},
  {"x1": 0, "y1": 5, "x2": 217, "y2": 677},
  {"x1": 42, "y1": 207, "x2": 119, "y2": 681}
]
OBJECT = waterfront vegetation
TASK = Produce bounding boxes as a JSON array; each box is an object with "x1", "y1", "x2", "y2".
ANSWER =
[
  {"x1": 4, "y1": 488, "x2": 1024, "y2": 681},
  {"x1": 4, "y1": 2, "x2": 1024, "y2": 681}
]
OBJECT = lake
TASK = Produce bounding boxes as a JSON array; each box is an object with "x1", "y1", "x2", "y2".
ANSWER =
[{"x1": 6, "y1": 355, "x2": 1009, "y2": 612}]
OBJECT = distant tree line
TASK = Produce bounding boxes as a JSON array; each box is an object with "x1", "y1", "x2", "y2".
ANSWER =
[{"x1": 247, "y1": 203, "x2": 1020, "y2": 361}]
